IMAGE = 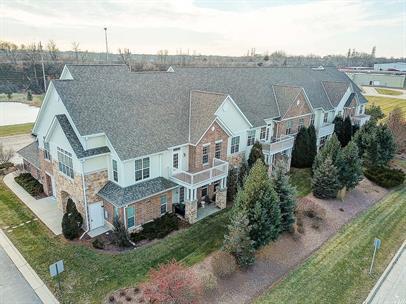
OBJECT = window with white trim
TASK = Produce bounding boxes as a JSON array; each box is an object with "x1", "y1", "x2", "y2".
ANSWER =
[
  {"x1": 112, "y1": 159, "x2": 118, "y2": 182},
  {"x1": 231, "y1": 136, "x2": 240, "y2": 154},
  {"x1": 179, "y1": 187, "x2": 185, "y2": 203},
  {"x1": 135, "y1": 157, "x2": 150, "y2": 181},
  {"x1": 57, "y1": 147, "x2": 73, "y2": 178},
  {"x1": 44, "y1": 141, "x2": 51, "y2": 161},
  {"x1": 286, "y1": 120, "x2": 293, "y2": 135},
  {"x1": 247, "y1": 130, "x2": 255, "y2": 146},
  {"x1": 215, "y1": 142, "x2": 222, "y2": 159},
  {"x1": 310, "y1": 115, "x2": 315, "y2": 125},
  {"x1": 202, "y1": 145, "x2": 209, "y2": 165},
  {"x1": 298, "y1": 118, "x2": 304, "y2": 132},
  {"x1": 160, "y1": 195, "x2": 167, "y2": 215},
  {"x1": 260, "y1": 127, "x2": 267, "y2": 140},
  {"x1": 201, "y1": 185, "x2": 208, "y2": 198},
  {"x1": 126, "y1": 206, "x2": 135, "y2": 228},
  {"x1": 114, "y1": 206, "x2": 119, "y2": 221},
  {"x1": 323, "y1": 112, "x2": 328, "y2": 123},
  {"x1": 173, "y1": 153, "x2": 179, "y2": 169}
]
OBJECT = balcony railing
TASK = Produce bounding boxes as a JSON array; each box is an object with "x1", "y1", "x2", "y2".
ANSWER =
[
  {"x1": 318, "y1": 123, "x2": 335, "y2": 138},
  {"x1": 170, "y1": 158, "x2": 229, "y2": 187},
  {"x1": 262, "y1": 135, "x2": 294, "y2": 155},
  {"x1": 352, "y1": 114, "x2": 371, "y2": 127}
]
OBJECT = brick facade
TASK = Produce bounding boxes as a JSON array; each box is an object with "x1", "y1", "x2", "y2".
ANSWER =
[
  {"x1": 38, "y1": 149, "x2": 54, "y2": 196},
  {"x1": 188, "y1": 121, "x2": 229, "y2": 172}
]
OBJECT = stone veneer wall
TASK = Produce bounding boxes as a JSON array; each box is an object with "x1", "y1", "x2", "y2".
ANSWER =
[
  {"x1": 38, "y1": 149, "x2": 54, "y2": 196},
  {"x1": 189, "y1": 121, "x2": 229, "y2": 172},
  {"x1": 84, "y1": 170, "x2": 108, "y2": 203}
]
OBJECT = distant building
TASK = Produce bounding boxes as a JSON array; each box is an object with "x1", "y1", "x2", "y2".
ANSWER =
[
  {"x1": 374, "y1": 62, "x2": 406, "y2": 72},
  {"x1": 342, "y1": 68, "x2": 406, "y2": 89}
]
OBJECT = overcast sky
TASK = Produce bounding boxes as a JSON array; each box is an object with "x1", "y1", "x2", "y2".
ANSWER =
[{"x1": 1, "y1": 0, "x2": 405, "y2": 57}]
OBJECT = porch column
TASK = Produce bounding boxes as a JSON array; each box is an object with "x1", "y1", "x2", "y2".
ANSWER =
[
  {"x1": 185, "y1": 187, "x2": 197, "y2": 224},
  {"x1": 215, "y1": 185, "x2": 227, "y2": 210}
]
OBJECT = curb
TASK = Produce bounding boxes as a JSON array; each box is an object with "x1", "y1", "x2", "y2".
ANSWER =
[
  {"x1": 0, "y1": 229, "x2": 59, "y2": 304},
  {"x1": 363, "y1": 240, "x2": 406, "y2": 304}
]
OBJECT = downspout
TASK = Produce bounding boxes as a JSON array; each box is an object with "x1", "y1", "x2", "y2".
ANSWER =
[{"x1": 80, "y1": 159, "x2": 90, "y2": 239}]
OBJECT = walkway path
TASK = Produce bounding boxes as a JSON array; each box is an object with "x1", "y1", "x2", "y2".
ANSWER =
[
  {"x1": 0, "y1": 230, "x2": 58, "y2": 304},
  {"x1": 362, "y1": 86, "x2": 406, "y2": 99},
  {"x1": 3, "y1": 172, "x2": 63, "y2": 235}
]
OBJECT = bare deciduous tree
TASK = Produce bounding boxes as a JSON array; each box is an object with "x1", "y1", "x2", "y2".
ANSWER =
[
  {"x1": 386, "y1": 107, "x2": 406, "y2": 153},
  {"x1": 0, "y1": 144, "x2": 14, "y2": 164},
  {"x1": 118, "y1": 48, "x2": 131, "y2": 67},
  {"x1": 47, "y1": 40, "x2": 59, "y2": 61},
  {"x1": 72, "y1": 41, "x2": 80, "y2": 62}
]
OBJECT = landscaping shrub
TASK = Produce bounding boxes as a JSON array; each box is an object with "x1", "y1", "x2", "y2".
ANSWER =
[
  {"x1": 210, "y1": 251, "x2": 237, "y2": 278},
  {"x1": 0, "y1": 162, "x2": 13, "y2": 170},
  {"x1": 62, "y1": 199, "x2": 83, "y2": 240},
  {"x1": 200, "y1": 272, "x2": 218, "y2": 292},
  {"x1": 14, "y1": 173, "x2": 43, "y2": 196},
  {"x1": 364, "y1": 166, "x2": 405, "y2": 188},
  {"x1": 130, "y1": 213, "x2": 179, "y2": 243},
  {"x1": 113, "y1": 218, "x2": 132, "y2": 247},
  {"x1": 297, "y1": 200, "x2": 326, "y2": 221},
  {"x1": 141, "y1": 260, "x2": 202, "y2": 304},
  {"x1": 92, "y1": 238, "x2": 105, "y2": 249}
]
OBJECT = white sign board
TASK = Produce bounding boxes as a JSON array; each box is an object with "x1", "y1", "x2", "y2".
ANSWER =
[{"x1": 49, "y1": 260, "x2": 64, "y2": 277}]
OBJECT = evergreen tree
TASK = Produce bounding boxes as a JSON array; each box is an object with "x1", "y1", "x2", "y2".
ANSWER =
[
  {"x1": 337, "y1": 141, "x2": 363, "y2": 190},
  {"x1": 234, "y1": 160, "x2": 281, "y2": 248},
  {"x1": 247, "y1": 141, "x2": 264, "y2": 169},
  {"x1": 312, "y1": 134, "x2": 342, "y2": 173},
  {"x1": 312, "y1": 157, "x2": 340, "y2": 199},
  {"x1": 272, "y1": 162, "x2": 297, "y2": 232},
  {"x1": 364, "y1": 125, "x2": 396, "y2": 167},
  {"x1": 223, "y1": 210, "x2": 255, "y2": 267},
  {"x1": 291, "y1": 127, "x2": 310, "y2": 168},
  {"x1": 365, "y1": 104, "x2": 385, "y2": 122},
  {"x1": 26, "y1": 90, "x2": 32, "y2": 101},
  {"x1": 238, "y1": 158, "x2": 249, "y2": 188},
  {"x1": 227, "y1": 167, "x2": 238, "y2": 203},
  {"x1": 61, "y1": 199, "x2": 83, "y2": 240},
  {"x1": 307, "y1": 124, "x2": 318, "y2": 167},
  {"x1": 353, "y1": 121, "x2": 377, "y2": 159},
  {"x1": 342, "y1": 116, "x2": 353, "y2": 147},
  {"x1": 66, "y1": 198, "x2": 83, "y2": 227},
  {"x1": 333, "y1": 116, "x2": 344, "y2": 145}
]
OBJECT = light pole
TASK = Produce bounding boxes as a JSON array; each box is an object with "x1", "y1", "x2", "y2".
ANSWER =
[{"x1": 104, "y1": 27, "x2": 109, "y2": 62}]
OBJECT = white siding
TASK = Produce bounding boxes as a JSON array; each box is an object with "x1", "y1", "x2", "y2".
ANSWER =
[
  {"x1": 216, "y1": 97, "x2": 251, "y2": 135},
  {"x1": 85, "y1": 135, "x2": 107, "y2": 149},
  {"x1": 83, "y1": 155, "x2": 108, "y2": 174}
]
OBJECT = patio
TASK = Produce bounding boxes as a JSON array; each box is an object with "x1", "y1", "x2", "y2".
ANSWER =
[{"x1": 197, "y1": 203, "x2": 221, "y2": 221}]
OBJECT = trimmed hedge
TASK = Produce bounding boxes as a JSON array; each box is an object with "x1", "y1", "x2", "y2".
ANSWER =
[
  {"x1": 364, "y1": 166, "x2": 405, "y2": 188},
  {"x1": 130, "y1": 213, "x2": 180, "y2": 243},
  {"x1": 14, "y1": 173, "x2": 43, "y2": 196}
]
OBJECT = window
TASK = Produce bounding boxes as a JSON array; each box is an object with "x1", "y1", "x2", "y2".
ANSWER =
[
  {"x1": 160, "y1": 195, "x2": 167, "y2": 215},
  {"x1": 298, "y1": 118, "x2": 304, "y2": 132},
  {"x1": 112, "y1": 159, "x2": 118, "y2": 182},
  {"x1": 202, "y1": 145, "x2": 209, "y2": 165},
  {"x1": 310, "y1": 115, "x2": 315, "y2": 125},
  {"x1": 44, "y1": 141, "x2": 51, "y2": 161},
  {"x1": 214, "y1": 181, "x2": 221, "y2": 192},
  {"x1": 320, "y1": 135, "x2": 328, "y2": 147},
  {"x1": 260, "y1": 127, "x2": 267, "y2": 140},
  {"x1": 57, "y1": 147, "x2": 73, "y2": 178},
  {"x1": 247, "y1": 130, "x2": 255, "y2": 146},
  {"x1": 323, "y1": 112, "x2": 328, "y2": 123},
  {"x1": 126, "y1": 206, "x2": 135, "y2": 228},
  {"x1": 286, "y1": 120, "x2": 293, "y2": 135},
  {"x1": 114, "y1": 207, "x2": 119, "y2": 221},
  {"x1": 173, "y1": 153, "x2": 179, "y2": 169},
  {"x1": 135, "y1": 157, "x2": 150, "y2": 181},
  {"x1": 201, "y1": 185, "x2": 208, "y2": 198},
  {"x1": 179, "y1": 187, "x2": 185, "y2": 203},
  {"x1": 231, "y1": 136, "x2": 240, "y2": 154},
  {"x1": 215, "y1": 142, "x2": 222, "y2": 159}
]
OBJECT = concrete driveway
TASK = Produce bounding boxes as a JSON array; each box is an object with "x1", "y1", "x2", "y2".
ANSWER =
[
  {"x1": 0, "y1": 134, "x2": 35, "y2": 164},
  {"x1": 0, "y1": 243, "x2": 42, "y2": 304},
  {"x1": 4, "y1": 173, "x2": 63, "y2": 235},
  {"x1": 362, "y1": 86, "x2": 406, "y2": 99}
]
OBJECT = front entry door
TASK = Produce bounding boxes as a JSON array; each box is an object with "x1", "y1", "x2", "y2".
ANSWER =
[{"x1": 89, "y1": 202, "x2": 104, "y2": 230}]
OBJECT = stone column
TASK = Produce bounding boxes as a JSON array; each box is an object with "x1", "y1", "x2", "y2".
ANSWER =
[
  {"x1": 185, "y1": 200, "x2": 198, "y2": 224},
  {"x1": 215, "y1": 187, "x2": 227, "y2": 209}
]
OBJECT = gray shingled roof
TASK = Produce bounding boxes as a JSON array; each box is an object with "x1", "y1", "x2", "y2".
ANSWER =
[
  {"x1": 272, "y1": 85, "x2": 303, "y2": 117},
  {"x1": 97, "y1": 177, "x2": 178, "y2": 207},
  {"x1": 321, "y1": 81, "x2": 350, "y2": 107},
  {"x1": 52, "y1": 65, "x2": 362, "y2": 160},
  {"x1": 189, "y1": 91, "x2": 227, "y2": 144},
  {"x1": 55, "y1": 114, "x2": 110, "y2": 158},
  {"x1": 18, "y1": 141, "x2": 40, "y2": 168}
]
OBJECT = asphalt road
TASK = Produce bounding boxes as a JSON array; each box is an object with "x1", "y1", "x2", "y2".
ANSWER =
[
  {"x1": 0, "y1": 245, "x2": 42, "y2": 304},
  {"x1": 0, "y1": 134, "x2": 34, "y2": 164}
]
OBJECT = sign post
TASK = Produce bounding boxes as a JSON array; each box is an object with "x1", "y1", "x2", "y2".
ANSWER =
[
  {"x1": 49, "y1": 260, "x2": 64, "y2": 296},
  {"x1": 369, "y1": 238, "x2": 381, "y2": 275}
]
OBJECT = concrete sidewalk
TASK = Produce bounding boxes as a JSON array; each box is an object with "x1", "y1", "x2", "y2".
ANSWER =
[
  {"x1": 362, "y1": 86, "x2": 406, "y2": 99},
  {"x1": 3, "y1": 172, "x2": 63, "y2": 235},
  {"x1": 0, "y1": 230, "x2": 59, "y2": 304}
]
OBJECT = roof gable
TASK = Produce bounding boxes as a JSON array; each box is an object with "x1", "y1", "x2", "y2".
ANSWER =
[{"x1": 321, "y1": 81, "x2": 350, "y2": 107}]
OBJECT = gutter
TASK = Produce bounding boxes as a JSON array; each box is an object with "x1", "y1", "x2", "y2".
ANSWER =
[{"x1": 79, "y1": 160, "x2": 90, "y2": 239}]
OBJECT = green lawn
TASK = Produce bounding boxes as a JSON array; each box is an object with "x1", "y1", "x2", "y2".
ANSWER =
[
  {"x1": 375, "y1": 88, "x2": 403, "y2": 96},
  {"x1": 289, "y1": 167, "x2": 312, "y2": 197},
  {"x1": 255, "y1": 187, "x2": 406, "y2": 304},
  {"x1": 366, "y1": 96, "x2": 406, "y2": 119},
  {"x1": 0, "y1": 182, "x2": 230, "y2": 303},
  {"x1": 0, "y1": 93, "x2": 44, "y2": 107},
  {"x1": 0, "y1": 123, "x2": 34, "y2": 137}
]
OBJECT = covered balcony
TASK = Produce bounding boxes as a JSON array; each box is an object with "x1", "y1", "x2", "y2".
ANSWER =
[
  {"x1": 169, "y1": 158, "x2": 229, "y2": 188},
  {"x1": 262, "y1": 135, "x2": 295, "y2": 155},
  {"x1": 352, "y1": 114, "x2": 371, "y2": 127},
  {"x1": 317, "y1": 123, "x2": 335, "y2": 138}
]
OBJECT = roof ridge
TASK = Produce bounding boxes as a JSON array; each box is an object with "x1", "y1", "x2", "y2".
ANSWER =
[{"x1": 190, "y1": 90, "x2": 227, "y2": 96}]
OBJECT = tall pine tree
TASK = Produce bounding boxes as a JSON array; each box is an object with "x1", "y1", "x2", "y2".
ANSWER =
[
  {"x1": 312, "y1": 157, "x2": 340, "y2": 199},
  {"x1": 307, "y1": 124, "x2": 318, "y2": 167},
  {"x1": 238, "y1": 158, "x2": 249, "y2": 188},
  {"x1": 272, "y1": 162, "x2": 297, "y2": 232},
  {"x1": 312, "y1": 133, "x2": 342, "y2": 173},
  {"x1": 291, "y1": 127, "x2": 310, "y2": 168},
  {"x1": 337, "y1": 141, "x2": 363, "y2": 190},
  {"x1": 333, "y1": 116, "x2": 344, "y2": 145},
  {"x1": 342, "y1": 116, "x2": 353, "y2": 147},
  {"x1": 248, "y1": 141, "x2": 265, "y2": 169}
]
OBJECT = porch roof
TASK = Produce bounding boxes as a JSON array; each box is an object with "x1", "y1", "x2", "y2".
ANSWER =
[
  {"x1": 97, "y1": 177, "x2": 178, "y2": 207},
  {"x1": 17, "y1": 141, "x2": 40, "y2": 169}
]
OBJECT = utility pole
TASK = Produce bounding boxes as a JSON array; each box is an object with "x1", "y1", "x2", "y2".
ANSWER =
[
  {"x1": 39, "y1": 41, "x2": 47, "y2": 92},
  {"x1": 104, "y1": 27, "x2": 109, "y2": 63}
]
